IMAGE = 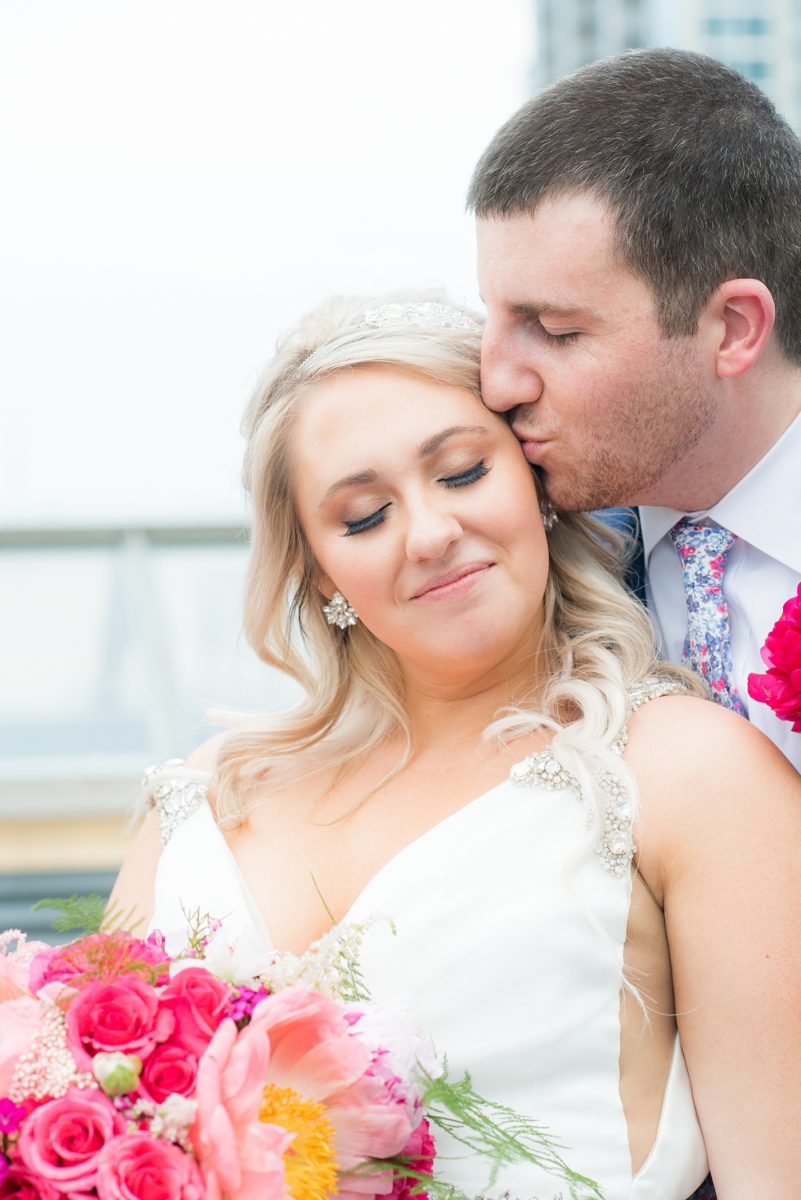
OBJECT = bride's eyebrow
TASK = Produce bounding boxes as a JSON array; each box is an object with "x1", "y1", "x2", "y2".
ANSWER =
[{"x1": 320, "y1": 425, "x2": 491, "y2": 508}]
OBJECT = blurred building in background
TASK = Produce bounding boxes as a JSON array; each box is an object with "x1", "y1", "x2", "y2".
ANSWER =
[
  {"x1": 535, "y1": 0, "x2": 801, "y2": 130},
  {"x1": 0, "y1": 526, "x2": 299, "y2": 937}
]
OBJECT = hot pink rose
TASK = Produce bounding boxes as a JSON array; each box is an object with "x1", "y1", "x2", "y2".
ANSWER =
[
  {"x1": 16, "y1": 1086, "x2": 125, "y2": 1192},
  {"x1": 0, "y1": 1165, "x2": 60, "y2": 1200},
  {"x1": 138, "y1": 1045, "x2": 198, "y2": 1104},
  {"x1": 65, "y1": 979, "x2": 174, "y2": 1071},
  {"x1": 748, "y1": 583, "x2": 801, "y2": 731},
  {"x1": 95, "y1": 1133, "x2": 204, "y2": 1200},
  {"x1": 0, "y1": 997, "x2": 45, "y2": 1096},
  {"x1": 159, "y1": 969, "x2": 230, "y2": 1056},
  {"x1": 29, "y1": 935, "x2": 169, "y2": 995},
  {"x1": 389, "y1": 1118, "x2": 436, "y2": 1199}
]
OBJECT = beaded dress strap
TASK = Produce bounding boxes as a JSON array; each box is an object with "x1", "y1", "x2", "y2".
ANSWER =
[
  {"x1": 612, "y1": 676, "x2": 686, "y2": 754},
  {"x1": 510, "y1": 677, "x2": 686, "y2": 879},
  {"x1": 143, "y1": 759, "x2": 210, "y2": 846}
]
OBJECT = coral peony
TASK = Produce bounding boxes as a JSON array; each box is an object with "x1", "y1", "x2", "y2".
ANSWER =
[
  {"x1": 95, "y1": 1131, "x2": 204, "y2": 1200},
  {"x1": 16, "y1": 1086, "x2": 125, "y2": 1192},
  {"x1": 193, "y1": 989, "x2": 415, "y2": 1200},
  {"x1": 65, "y1": 979, "x2": 174, "y2": 1071},
  {"x1": 748, "y1": 583, "x2": 801, "y2": 731}
]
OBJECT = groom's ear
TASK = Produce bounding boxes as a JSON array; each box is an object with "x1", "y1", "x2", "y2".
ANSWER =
[{"x1": 705, "y1": 279, "x2": 775, "y2": 378}]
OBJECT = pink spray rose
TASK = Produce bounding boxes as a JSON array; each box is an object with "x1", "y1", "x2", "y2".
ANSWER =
[
  {"x1": 159, "y1": 969, "x2": 231, "y2": 1057},
  {"x1": 29, "y1": 935, "x2": 169, "y2": 995},
  {"x1": 748, "y1": 583, "x2": 801, "y2": 731},
  {"x1": 138, "y1": 1045, "x2": 198, "y2": 1104},
  {"x1": 16, "y1": 1087, "x2": 125, "y2": 1192},
  {"x1": 95, "y1": 1132, "x2": 204, "y2": 1200},
  {"x1": 65, "y1": 979, "x2": 174, "y2": 1071}
]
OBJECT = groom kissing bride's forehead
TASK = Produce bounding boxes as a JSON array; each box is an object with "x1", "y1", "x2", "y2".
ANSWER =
[{"x1": 469, "y1": 47, "x2": 801, "y2": 774}]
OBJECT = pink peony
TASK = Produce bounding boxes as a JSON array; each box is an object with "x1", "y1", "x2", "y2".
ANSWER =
[
  {"x1": 138, "y1": 1045, "x2": 198, "y2": 1105},
  {"x1": 0, "y1": 937, "x2": 49, "y2": 1004},
  {"x1": 192, "y1": 988, "x2": 415, "y2": 1200},
  {"x1": 0, "y1": 1165, "x2": 60, "y2": 1200},
  {"x1": 16, "y1": 1086, "x2": 125, "y2": 1192},
  {"x1": 159, "y1": 969, "x2": 231, "y2": 1057},
  {"x1": 95, "y1": 1132, "x2": 204, "y2": 1200},
  {"x1": 748, "y1": 583, "x2": 801, "y2": 731},
  {"x1": 29, "y1": 935, "x2": 169, "y2": 995},
  {"x1": 65, "y1": 978, "x2": 174, "y2": 1072},
  {"x1": 0, "y1": 998, "x2": 46, "y2": 1096}
]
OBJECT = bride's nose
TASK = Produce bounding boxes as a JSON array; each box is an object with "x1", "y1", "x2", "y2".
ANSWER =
[{"x1": 404, "y1": 500, "x2": 462, "y2": 562}]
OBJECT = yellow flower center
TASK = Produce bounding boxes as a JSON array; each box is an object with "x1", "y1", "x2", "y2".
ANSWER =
[{"x1": 259, "y1": 1083, "x2": 339, "y2": 1199}]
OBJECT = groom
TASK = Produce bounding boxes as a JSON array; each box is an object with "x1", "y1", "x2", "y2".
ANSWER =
[{"x1": 469, "y1": 48, "x2": 801, "y2": 775}]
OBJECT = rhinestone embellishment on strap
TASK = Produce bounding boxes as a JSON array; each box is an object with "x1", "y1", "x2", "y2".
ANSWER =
[
  {"x1": 143, "y1": 760, "x2": 209, "y2": 846},
  {"x1": 510, "y1": 748, "x2": 578, "y2": 791},
  {"x1": 510, "y1": 678, "x2": 685, "y2": 879},
  {"x1": 595, "y1": 771, "x2": 636, "y2": 878}
]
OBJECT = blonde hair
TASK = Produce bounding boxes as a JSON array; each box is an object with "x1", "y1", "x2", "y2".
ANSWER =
[{"x1": 210, "y1": 289, "x2": 694, "y2": 830}]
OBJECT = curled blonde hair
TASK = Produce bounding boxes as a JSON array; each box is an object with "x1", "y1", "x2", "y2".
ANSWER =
[{"x1": 211, "y1": 289, "x2": 693, "y2": 829}]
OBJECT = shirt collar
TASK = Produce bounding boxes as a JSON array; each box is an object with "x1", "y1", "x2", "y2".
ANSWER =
[{"x1": 639, "y1": 408, "x2": 801, "y2": 574}]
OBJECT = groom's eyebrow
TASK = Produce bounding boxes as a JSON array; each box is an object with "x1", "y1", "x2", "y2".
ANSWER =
[{"x1": 509, "y1": 301, "x2": 598, "y2": 320}]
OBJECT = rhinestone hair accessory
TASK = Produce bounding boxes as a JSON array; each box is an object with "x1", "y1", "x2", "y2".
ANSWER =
[
  {"x1": 323, "y1": 591, "x2": 359, "y2": 630},
  {"x1": 360, "y1": 301, "x2": 481, "y2": 333}
]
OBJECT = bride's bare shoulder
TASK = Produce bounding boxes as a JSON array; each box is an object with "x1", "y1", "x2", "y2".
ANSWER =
[{"x1": 624, "y1": 692, "x2": 801, "y2": 898}]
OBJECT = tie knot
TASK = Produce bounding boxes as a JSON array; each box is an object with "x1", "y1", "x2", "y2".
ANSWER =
[{"x1": 669, "y1": 519, "x2": 737, "y2": 572}]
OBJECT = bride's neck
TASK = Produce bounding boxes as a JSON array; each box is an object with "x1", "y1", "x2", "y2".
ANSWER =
[{"x1": 401, "y1": 654, "x2": 544, "y2": 750}]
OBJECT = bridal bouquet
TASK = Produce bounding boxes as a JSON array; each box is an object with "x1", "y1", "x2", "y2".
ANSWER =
[{"x1": 0, "y1": 906, "x2": 601, "y2": 1200}]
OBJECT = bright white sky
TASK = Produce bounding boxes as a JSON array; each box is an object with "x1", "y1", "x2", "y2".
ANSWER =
[{"x1": 0, "y1": 0, "x2": 534, "y2": 528}]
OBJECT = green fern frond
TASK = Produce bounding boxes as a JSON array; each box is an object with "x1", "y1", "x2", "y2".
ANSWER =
[
  {"x1": 420, "y1": 1067, "x2": 604, "y2": 1199},
  {"x1": 32, "y1": 894, "x2": 108, "y2": 934}
]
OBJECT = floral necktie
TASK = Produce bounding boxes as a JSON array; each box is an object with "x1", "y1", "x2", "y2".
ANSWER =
[{"x1": 668, "y1": 519, "x2": 747, "y2": 715}]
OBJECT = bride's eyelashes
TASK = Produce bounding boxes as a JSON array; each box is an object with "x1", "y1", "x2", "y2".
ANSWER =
[
  {"x1": 343, "y1": 502, "x2": 391, "y2": 537},
  {"x1": 441, "y1": 459, "x2": 489, "y2": 488},
  {"x1": 341, "y1": 459, "x2": 490, "y2": 537}
]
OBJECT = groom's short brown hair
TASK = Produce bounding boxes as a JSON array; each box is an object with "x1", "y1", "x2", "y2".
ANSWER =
[{"x1": 468, "y1": 48, "x2": 801, "y2": 365}]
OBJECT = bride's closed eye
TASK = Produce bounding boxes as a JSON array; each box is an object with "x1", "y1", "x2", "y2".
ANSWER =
[{"x1": 341, "y1": 459, "x2": 490, "y2": 536}]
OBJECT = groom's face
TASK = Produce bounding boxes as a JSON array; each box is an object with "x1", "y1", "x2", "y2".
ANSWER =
[{"x1": 476, "y1": 192, "x2": 714, "y2": 511}]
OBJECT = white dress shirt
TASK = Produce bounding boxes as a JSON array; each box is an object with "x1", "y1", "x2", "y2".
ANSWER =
[{"x1": 640, "y1": 409, "x2": 801, "y2": 774}]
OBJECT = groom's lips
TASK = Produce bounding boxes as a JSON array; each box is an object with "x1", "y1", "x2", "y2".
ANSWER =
[{"x1": 515, "y1": 434, "x2": 552, "y2": 464}]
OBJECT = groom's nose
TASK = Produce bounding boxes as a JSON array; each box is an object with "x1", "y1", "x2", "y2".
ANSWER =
[{"x1": 480, "y1": 326, "x2": 544, "y2": 415}]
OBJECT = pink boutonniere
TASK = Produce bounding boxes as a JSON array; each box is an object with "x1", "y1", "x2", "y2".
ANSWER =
[{"x1": 747, "y1": 583, "x2": 801, "y2": 731}]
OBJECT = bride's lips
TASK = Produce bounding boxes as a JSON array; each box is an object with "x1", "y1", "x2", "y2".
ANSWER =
[{"x1": 411, "y1": 562, "x2": 494, "y2": 601}]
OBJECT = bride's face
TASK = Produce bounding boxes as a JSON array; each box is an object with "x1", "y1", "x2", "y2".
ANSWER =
[{"x1": 290, "y1": 364, "x2": 548, "y2": 682}]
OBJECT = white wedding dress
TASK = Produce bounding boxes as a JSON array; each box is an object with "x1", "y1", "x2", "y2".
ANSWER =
[{"x1": 147, "y1": 681, "x2": 708, "y2": 1200}]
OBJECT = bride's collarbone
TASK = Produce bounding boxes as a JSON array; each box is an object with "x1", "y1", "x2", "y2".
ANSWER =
[{"x1": 220, "y1": 733, "x2": 548, "y2": 948}]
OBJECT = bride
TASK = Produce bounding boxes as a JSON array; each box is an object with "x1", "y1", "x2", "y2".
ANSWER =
[{"x1": 111, "y1": 294, "x2": 801, "y2": 1199}]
